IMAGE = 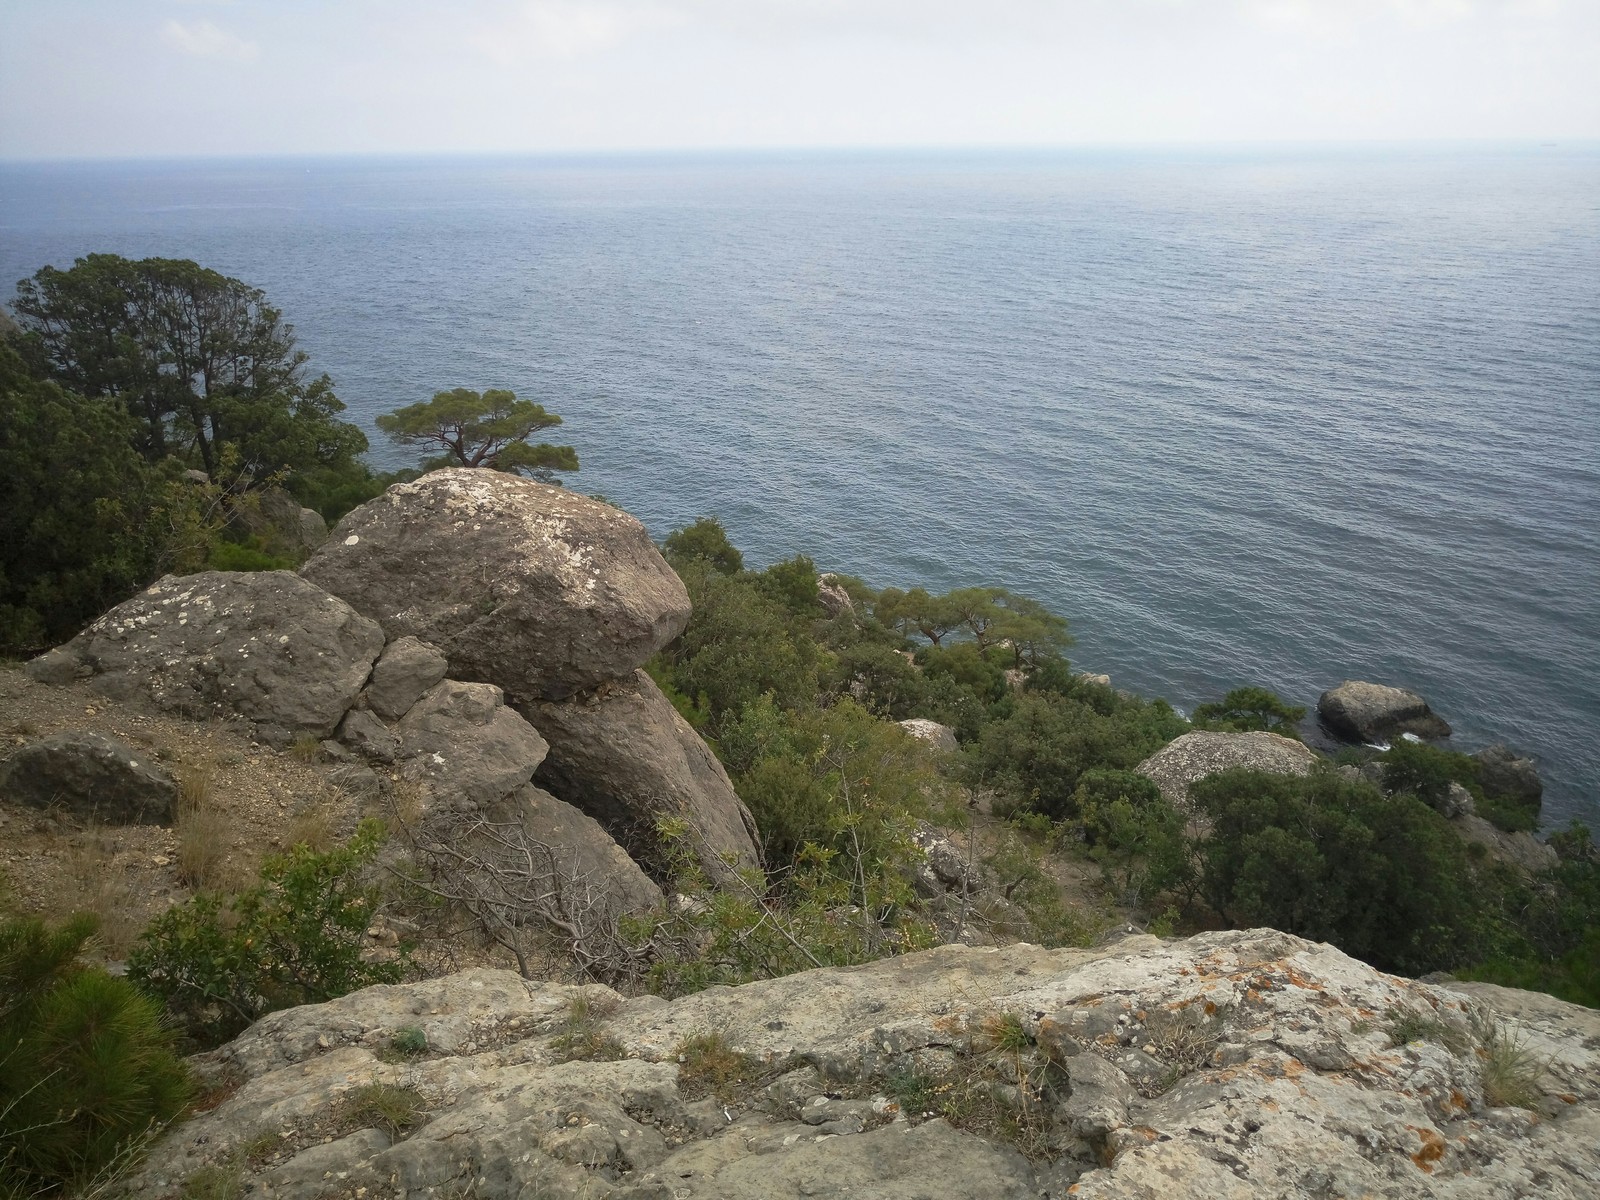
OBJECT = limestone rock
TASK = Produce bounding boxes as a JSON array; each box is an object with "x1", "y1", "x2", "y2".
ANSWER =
[
  {"x1": 494, "y1": 784, "x2": 663, "y2": 918},
  {"x1": 1451, "y1": 813, "x2": 1558, "y2": 875},
  {"x1": 337, "y1": 707, "x2": 400, "y2": 764},
  {"x1": 523, "y1": 669, "x2": 760, "y2": 881},
  {"x1": 909, "y1": 822, "x2": 979, "y2": 898},
  {"x1": 301, "y1": 469, "x2": 691, "y2": 702},
  {"x1": 1318, "y1": 679, "x2": 1452, "y2": 743},
  {"x1": 0, "y1": 731, "x2": 176, "y2": 824},
  {"x1": 24, "y1": 571, "x2": 383, "y2": 746},
  {"x1": 1137, "y1": 729, "x2": 1319, "y2": 810},
  {"x1": 1475, "y1": 743, "x2": 1542, "y2": 820},
  {"x1": 816, "y1": 573, "x2": 855, "y2": 618},
  {"x1": 897, "y1": 718, "x2": 958, "y2": 753},
  {"x1": 396, "y1": 680, "x2": 549, "y2": 809},
  {"x1": 365, "y1": 635, "x2": 449, "y2": 721},
  {"x1": 121, "y1": 930, "x2": 1600, "y2": 1200}
]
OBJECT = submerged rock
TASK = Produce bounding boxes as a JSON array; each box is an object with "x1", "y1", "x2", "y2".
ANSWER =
[{"x1": 1318, "y1": 679, "x2": 1452, "y2": 744}]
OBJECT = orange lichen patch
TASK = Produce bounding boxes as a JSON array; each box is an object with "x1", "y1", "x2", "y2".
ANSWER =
[
  {"x1": 1260, "y1": 1098, "x2": 1280, "y2": 1111},
  {"x1": 1556, "y1": 1093, "x2": 1577, "y2": 1105},
  {"x1": 1448, "y1": 1090, "x2": 1470, "y2": 1114},
  {"x1": 1277, "y1": 965, "x2": 1328, "y2": 993},
  {"x1": 1135, "y1": 1009, "x2": 1148, "y2": 1021},
  {"x1": 1203, "y1": 999, "x2": 1218, "y2": 1016},
  {"x1": 1409, "y1": 1126, "x2": 1447, "y2": 1173},
  {"x1": 1178, "y1": 968, "x2": 1192, "y2": 976}
]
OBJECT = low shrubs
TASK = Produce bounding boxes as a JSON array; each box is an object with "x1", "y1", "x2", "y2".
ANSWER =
[
  {"x1": 128, "y1": 820, "x2": 401, "y2": 1047},
  {"x1": 1, "y1": 914, "x2": 190, "y2": 1197}
]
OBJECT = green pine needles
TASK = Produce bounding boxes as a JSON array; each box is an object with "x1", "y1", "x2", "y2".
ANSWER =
[{"x1": 1, "y1": 913, "x2": 190, "y2": 1197}]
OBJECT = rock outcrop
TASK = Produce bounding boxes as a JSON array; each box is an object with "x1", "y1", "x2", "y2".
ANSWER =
[
  {"x1": 301, "y1": 470, "x2": 691, "y2": 703},
  {"x1": 1451, "y1": 814, "x2": 1559, "y2": 875},
  {"x1": 1475, "y1": 743, "x2": 1543, "y2": 821},
  {"x1": 364, "y1": 636, "x2": 449, "y2": 721},
  {"x1": 491, "y1": 784, "x2": 663, "y2": 918},
  {"x1": 395, "y1": 680, "x2": 549, "y2": 809},
  {"x1": 897, "y1": 717, "x2": 958, "y2": 753},
  {"x1": 122, "y1": 930, "x2": 1600, "y2": 1200},
  {"x1": 24, "y1": 571, "x2": 384, "y2": 747},
  {"x1": 1136, "y1": 729, "x2": 1320, "y2": 810},
  {"x1": 816, "y1": 573, "x2": 854, "y2": 618},
  {"x1": 523, "y1": 670, "x2": 760, "y2": 881},
  {"x1": 1318, "y1": 679, "x2": 1452, "y2": 744},
  {"x1": 0, "y1": 731, "x2": 177, "y2": 824}
]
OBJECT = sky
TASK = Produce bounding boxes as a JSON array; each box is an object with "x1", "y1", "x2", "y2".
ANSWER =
[{"x1": 1, "y1": 0, "x2": 1597, "y2": 159}]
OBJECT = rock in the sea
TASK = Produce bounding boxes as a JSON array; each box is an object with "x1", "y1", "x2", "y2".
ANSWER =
[
  {"x1": 0, "y1": 731, "x2": 177, "y2": 824},
  {"x1": 816, "y1": 573, "x2": 855, "y2": 618},
  {"x1": 396, "y1": 680, "x2": 549, "y2": 809},
  {"x1": 364, "y1": 635, "x2": 449, "y2": 721},
  {"x1": 301, "y1": 469, "x2": 691, "y2": 702},
  {"x1": 897, "y1": 718, "x2": 958, "y2": 753},
  {"x1": 1136, "y1": 730, "x2": 1320, "y2": 810},
  {"x1": 121, "y1": 929, "x2": 1600, "y2": 1200},
  {"x1": 1474, "y1": 743, "x2": 1542, "y2": 812},
  {"x1": 24, "y1": 571, "x2": 383, "y2": 746},
  {"x1": 1318, "y1": 679, "x2": 1451, "y2": 743},
  {"x1": 522, "y1": 669, "x2": 760, "y2": 881}
]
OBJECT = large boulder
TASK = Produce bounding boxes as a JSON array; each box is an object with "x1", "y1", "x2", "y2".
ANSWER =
[
  {"x1": 0, "y1": 731, "x2": 177, "y2": 824},
  {"x1": 496, "y1": 784, "x2": 662, "y2": 918},
  {"x1": 522, "y1": 670, "x2": 760, "y2": 882},
  {"x1": 1474, "y1": 743, "x2": 1543, "y2": 818},
  {"x1": 395, "y1": 680, "x2": 549, "y2": 809},
  {"x1": 1136, "y1": 730, "x2": 1320, "y2": 810},
  {"x1": 897, "y1": 718, "x2": 958, "y2": 753},
  {"x1": 119, "y1": 930, "x2": 1600, "y2": 1200},
  {"x1": 1318, "y1": 679, "x2": 1451, "y2": 744},
  {"x1": 24, "y1": 571, "x2": 383, "y2": 746},
  {"x1": 300, "y1": 470, "x2": 691, "y2": 703},
  {"x1": 1450, "y1": 814, "x2": 1559, "y2": 875}
]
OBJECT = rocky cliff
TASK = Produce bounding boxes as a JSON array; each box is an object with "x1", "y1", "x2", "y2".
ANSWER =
[{"x1": 121, "y1": 929, "x2": 1598, "y2": 1199}]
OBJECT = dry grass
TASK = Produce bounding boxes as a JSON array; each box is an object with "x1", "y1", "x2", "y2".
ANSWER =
[
  {"x1": 65, "y1": 829, "x2": 143, "y2": 957},
  {"x1": 283, "y1": 806, "x2": 336, "y2": 853},
  {"x1": 676, "y1": 1031, "x2": 762, "y2": 1102},
  {"x1": 288, "y1": 735, "x2": 323, "y2": 763},
  {"x1": 553, "y1": 993, "x2": 625, "y2": 1062},
  {"x1": 1474, "y1": 1016, "x2": 1544, "y2": 1110},
  {"x1": 175, "y1": 767, "x2": 231, "y2": 891}
]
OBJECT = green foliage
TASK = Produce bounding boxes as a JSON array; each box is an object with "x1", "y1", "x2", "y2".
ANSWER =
[
  {"x1": 376, "y1": 387, "x2": 577, "y2": 481},
  {"x1": 1190, "y1": 686, "x2": 1306, "y2": 737},
  {"x1": 1381, "y1": 738, "x2": 1482, "y2": 812},
  {"x1": 203, "y1": 538, "x2": 297, "y2": 573},
  {"x1": 336, "y1": 1084, "x2": 428, "y2": 1139},
  {"x1": 1191, "y1": 768, "x2": 1504, "y2": 975},
  {"x1": 0, "y1": 345, "x2": 169, "y2": 654},
  {"x1": 1, "y1": 914, "x2": 190, "y2": 1197},
  {"x1": 754, "y1": 553, "x2": 823, "y2": 616},
  {"x1": 127, "y1": 820, "x2": 401, "y2": 1047},
  {"x1": 662, "y1": 517, "x2": 744, "y2": 575},
  {"x1": 1074, "y1": 769, "x2": 1192, "y2": 904},
  {"x1": 967, "y1": 689, "x2": 1188, "y2": 822},
  {"x1": 13, "y1": 254, "x2": 367, "y2": 481}
]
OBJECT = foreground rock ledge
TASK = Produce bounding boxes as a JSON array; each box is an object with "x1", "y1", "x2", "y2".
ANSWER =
[{"x1": 125, "y1": 930, "x2": 1599, "y2": 1199}]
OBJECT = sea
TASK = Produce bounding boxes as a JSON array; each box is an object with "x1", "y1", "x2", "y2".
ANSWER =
[{"x1": 1, "y1": 146, "x2": 1596, "y2": 829}]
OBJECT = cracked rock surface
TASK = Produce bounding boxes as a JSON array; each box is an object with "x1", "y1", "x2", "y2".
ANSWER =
[{"x1": 123, "y1": 930, "x2": 1599, "y2": 1199}]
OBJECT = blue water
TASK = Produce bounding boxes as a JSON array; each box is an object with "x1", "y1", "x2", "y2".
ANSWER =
[{"x1": 2, "y1": 147, "x2": 1597, "y2": 828}]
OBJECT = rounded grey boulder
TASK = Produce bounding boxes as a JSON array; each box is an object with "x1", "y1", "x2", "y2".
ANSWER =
[
  {"x1": 1317, "y1": 679, "x2": 1451, "y2": 744},
  {"x1": 1137, "y1": 730, "x2": 1320, "y2": 811},
  {"x1": 24, "y1": 571, "x2": 384, "y2": 745},
  {"x1": 300, "y1": 470, "x2": 691, "y2": 703},
  {"x1": 0, "y1": 731, "x2": 177, "y2": 824}
]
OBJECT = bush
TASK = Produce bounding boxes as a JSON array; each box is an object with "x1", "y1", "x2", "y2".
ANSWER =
[
  {"x1": 662, "y1": 517, "x2": 743, "y2": 576},
  {"x1": 1, "y1": 914, "x2": 190, "y2": 1196},
  {"x1": 1191, "y1": 768, "x2": 1506, "y2": 975},
  {"x1": 128, "y1": 821, "x2": 401, "y2": 1047},
  {"x1": 1074, "y1": 769, "x2": 1192, "y2": 904},
  {"x1": 1190, "y1": 686, "x2": 1306, "y2": 737}
]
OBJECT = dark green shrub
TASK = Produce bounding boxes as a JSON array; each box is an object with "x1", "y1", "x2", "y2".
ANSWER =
[
  {"x1": 1074, "y1": 769, "x2": 1192, "y2": 903},
  {"x1": 1380, "y1": 738, "x2": 1480, "y2": 811},
  {"x1": 663, "y1": 516, "x2": 743, "y2": 575},
  {"x1": 1, "y1": 914, "x2": 190, "y2": 1196},
  {"x1": 1191, "y1": 686, "x2": 1306, "y2": 737},
  {"x1": 1191, "y1": 768, "x2": 1504, "y2": 975},
  {"x1": 754, "y1": 553, "x2": 822, "y2": 616},
  {"x1": 128, "y1": 820, "x2": 401, "y2": 1047}
]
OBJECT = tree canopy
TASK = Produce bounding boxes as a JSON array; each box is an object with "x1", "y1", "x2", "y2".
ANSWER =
[
  {"x1": 10, "y1": 254, "x2": 367, "y2": 482},
  {"x1": 376, "y1": 387, "x2": 578, "y2": 481}
]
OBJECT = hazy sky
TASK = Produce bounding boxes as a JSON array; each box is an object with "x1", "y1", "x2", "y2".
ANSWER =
[{"x1": 2, "y1": 0, "x2": 1596, "y2": 158}]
